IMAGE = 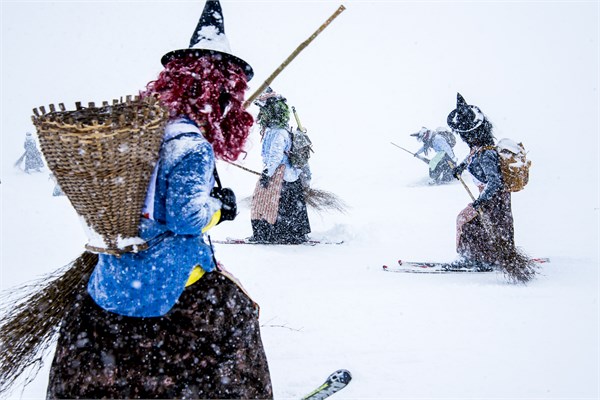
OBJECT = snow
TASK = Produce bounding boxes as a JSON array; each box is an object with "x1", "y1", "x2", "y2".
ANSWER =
[
  {"x1": 192, "y1": 25, "x2": 232, "y2": 54},
  {"x1": 497, "y1": 138, "x2": 523, "y2": 155},
  {"x1": 1, "y1": 1, "x2": 598, "y2": 399},
  {"x1": 116, "y1": 235, "x2": 146, "y2": 250},
  {"x1": 79, "y1": 215, "x2": 108, "y2": 249}
]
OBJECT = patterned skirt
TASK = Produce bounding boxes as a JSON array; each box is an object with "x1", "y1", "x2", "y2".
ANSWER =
[
  {"x1": 250, "y1": 165, "x2": 285, "y2": 225},
  {"x1": 251, "y1": 178, "x2": 311, "y2": 243},
  {"x1": 46, "y1": 271, "x2": 272, "y2": 399}
]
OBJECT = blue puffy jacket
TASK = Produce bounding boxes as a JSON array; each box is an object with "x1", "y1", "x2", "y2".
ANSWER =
[
  {"x1": 261, "y1": 127, "x2": 303, "y2": 182},
  {"x1": 88, "y1": 117, "x2": 222, "y2": 317}
]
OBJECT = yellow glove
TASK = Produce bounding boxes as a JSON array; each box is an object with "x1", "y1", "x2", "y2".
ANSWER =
[
  {"x1": 185, "y1": 266, "x2": 205, "y2": 287},
  {"x1": 201, "y1": 209, "x2": 222, "y2": 233}
]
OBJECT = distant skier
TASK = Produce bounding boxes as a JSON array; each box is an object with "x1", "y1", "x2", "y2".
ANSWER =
[
  {"x1": 411, "y1": 127, "x2": 456, "y2": 184},
  {"x1": 249, "y1": 88, "x2": 311, "y2": 244},
  {"x1": 447, "y1": 93, "x2": 535, "y2": 282},
  {"x1": 15, "y1": 132, "x2": 44, "y2": 173}
]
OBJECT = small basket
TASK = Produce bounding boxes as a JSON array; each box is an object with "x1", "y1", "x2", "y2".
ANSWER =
[{"x1": 32, "y1": 96, "x2": 169, "y2": 255}]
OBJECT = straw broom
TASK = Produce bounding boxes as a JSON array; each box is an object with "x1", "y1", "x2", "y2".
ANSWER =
[
  {"x1": 226, "y1": 161, "x2": 349, "y2": 214},
  {"x1": 303, "y1": 187, "x2": 349, "y2": 214},
  {"x1": 0, "y1": 253, "x2": 97, "y2": 394}
]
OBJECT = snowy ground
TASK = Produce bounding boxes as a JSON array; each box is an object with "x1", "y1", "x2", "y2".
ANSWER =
[{"x1": 1, "y1": 1, "x2": 598, "y2": 399}]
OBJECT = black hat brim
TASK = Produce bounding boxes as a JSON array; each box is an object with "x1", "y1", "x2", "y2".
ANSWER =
[{"x1": 161, "y1": 48, "x2": 254, "y2": 81}]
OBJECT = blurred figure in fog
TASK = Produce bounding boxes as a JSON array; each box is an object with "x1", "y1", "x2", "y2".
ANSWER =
[
  {"x1": 411, "y1": 126, "x2": 456, "y2": 184},
  {"x1": 15, "y1": 132, "x2": 44, "y2": 173}
]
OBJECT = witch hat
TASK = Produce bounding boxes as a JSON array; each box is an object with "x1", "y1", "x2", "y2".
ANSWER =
[
  {"x1": 161, "y1": 0, "x2": 253, "y2": 80},
  {"x1": 254, "y1": 87, "x2": 287, "y2": 108},
  {"x1": 410, "y1": 127, "x2": 429, "y2": 139},
  {"x1": 447, "y1": 93, "x2": 485, "y2": 133}
]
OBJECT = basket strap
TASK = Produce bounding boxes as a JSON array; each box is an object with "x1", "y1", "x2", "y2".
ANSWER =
[{"x1": 213, "y1": 166, "x2": 223, "y2": 189}]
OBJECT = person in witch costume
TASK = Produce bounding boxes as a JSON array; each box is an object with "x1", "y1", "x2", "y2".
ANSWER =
[
  {"x1": 45, "y1": 1, "x2": 272, "y2": 398},
  {"x1": 15, "y1": 132, "x2": 44, "y2": 173},
  {"x1": 411, "y1": 126, "x2": 457, "y2": 184},
  {"x1": 446, "y1": 93, "x2": 535, "y2": 282},
  {"x1": 248, "y1": 88, "x2": 311, "y2": 244}
]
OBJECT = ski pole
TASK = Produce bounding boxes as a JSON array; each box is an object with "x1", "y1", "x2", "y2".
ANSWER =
[
  {"x1": 447, "y1": 160, "x2": 491, "y2": 227},
  {"x1": 13, "y1": 152, "x2": 26, "y2": 168},
  {"x1": 390, "y1": 142, "x2": 430, "y2": 164},
  {"x1": 292, "y1": 106, "x2": 306, "y2": 133},
  {"x1": 243, "y1": 5, "x2": 346, "y2": 109},
  {"x1": 446, "y1": 160, "x2": 476, "y2": 202},
  {"x1": 459, "y1": 178, "x2": 478, "y2": 203}
]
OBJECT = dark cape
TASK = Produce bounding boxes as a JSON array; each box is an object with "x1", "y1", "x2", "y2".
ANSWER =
[
  {"x1": 46, "y1": 271, "x2": 273, "y2": 399},
  {"x1": 457, "y1": 189, "x2": 514, "y2": 265}
]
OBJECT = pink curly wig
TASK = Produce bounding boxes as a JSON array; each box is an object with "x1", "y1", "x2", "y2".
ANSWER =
[{"x1": 143, "y1": 55, "x2": 253, "y2": 161}]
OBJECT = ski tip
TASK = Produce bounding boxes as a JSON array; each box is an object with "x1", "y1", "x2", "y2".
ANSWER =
[
  {"x1": 301, "y1": 369, "x2": 352, "y2": 400},
  {"x1": 331, "y1": 369, "x2": 352, "y2": 384}
]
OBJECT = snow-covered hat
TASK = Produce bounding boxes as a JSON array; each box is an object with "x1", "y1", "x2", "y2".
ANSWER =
[
  {"x1": 410, "y1": 127, "x2": 430, "y2": 141},
  {"x1": 161, "y1": 0, "x2": 253, "y2": 80},
  {"x1": 447, "y1": 93, "x2": 485, "y2": 133},
  {"x1": 254, "y1": 87, "x2": 286, "y2": 108}
]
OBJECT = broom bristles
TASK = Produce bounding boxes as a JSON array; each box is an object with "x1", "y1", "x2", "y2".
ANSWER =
[
  {"x1": 242, "y1": 186, "x2": 349, "y2": 214},
  {"x1": 0, "y1": 252, "x2": 97, "y2": 395},
  {"x1": 477, "y1": 213, "x2": 536, "y2": 284},
  {"x1": 499, "y1": 246, "x2": 537, "y2": 284},
  {"x1": 303, "y1": 187, "x2": 349, "y2": 213}
]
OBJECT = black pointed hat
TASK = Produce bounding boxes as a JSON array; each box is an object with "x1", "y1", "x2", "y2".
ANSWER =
[
  {"x1": 161, "y1": 0, "x2": 253, "y2": 80},
  {"x1": 447, "y1": 93, "x2": 485, "y2": 133}
]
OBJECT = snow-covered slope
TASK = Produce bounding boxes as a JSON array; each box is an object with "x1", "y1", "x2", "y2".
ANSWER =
[{"x1": 1, "y1": 1, "x2": 598, "y2": 399}]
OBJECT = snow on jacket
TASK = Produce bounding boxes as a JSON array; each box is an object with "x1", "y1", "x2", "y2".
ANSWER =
[
  {"x1": 466, "y1": 148, "x2": 504, "y2": 205},
  {"x1": 88, "y1": 117, "x2": 222, "y2": 318},
  {"x1": 261, "y1": 126, "x2": 303, "y2": 182},
  {"x1": 415, "y1": 133, "x2": 456, "y2": 161}
]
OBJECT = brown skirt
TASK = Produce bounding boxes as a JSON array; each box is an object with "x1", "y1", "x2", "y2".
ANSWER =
[
  {"x1": 456, "y1": 190, "x2": 515, "y2": 265},
  {"x1": 47, "y1": 271, "x2": 272, "y2": 399}
]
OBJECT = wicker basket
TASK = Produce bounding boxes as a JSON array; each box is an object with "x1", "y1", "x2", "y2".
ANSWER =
[{"x1": 32, "y1": 96, "x2": 169, "y2": 255}]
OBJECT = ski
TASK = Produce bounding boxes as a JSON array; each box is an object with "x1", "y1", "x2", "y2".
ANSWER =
[
  {"x1": 301, "y1": 369, "x2": 352, "y2": 400},
  {"x1": 382, "y1": 258, "x2": 550, "y2": 274},
  {"x1": 383, "y1": 261, "x2": 483, "y2": 274},
  {"x1": 212, "y1": 238, "x2": 344, "y2": 246}
]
